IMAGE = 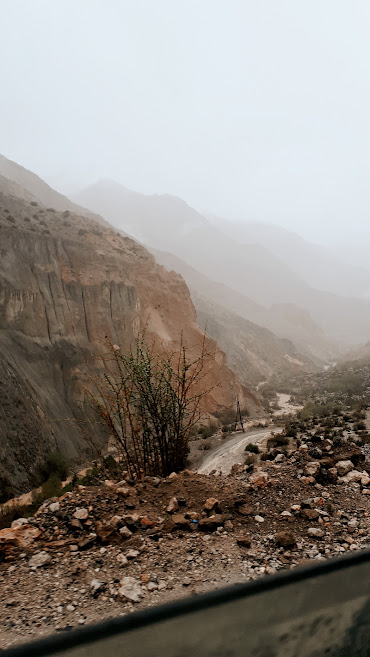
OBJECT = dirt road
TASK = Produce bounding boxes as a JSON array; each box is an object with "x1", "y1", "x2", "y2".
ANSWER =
[{"x1": 197, "y1": 427, "x2": 280, "y2": 475}]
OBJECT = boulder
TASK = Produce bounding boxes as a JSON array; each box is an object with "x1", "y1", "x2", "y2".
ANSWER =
[
  {"x1": 275, "y1": 531, "x2": 296, "y2": 548},
  {"x1": 126, "y1": 549, "x2": 139, "y2": 559},
  {"x1": 340, "y1": 470, "x2": 370, "y2": 486},
  {"x1": 0, "y1": 524, "x2": 41, "y2": 560},
  {"x1": 117, "y1": 553, "x2": 129, "y2": 567},
  {"x1": 11, "y1": 518, "x2": 29, "y2": 528},
  {"x1": 203, "y1": 498, "x2": 219, "y2": 512},
  {"x1": 171, "y1": 514, "x2": 189, "y2": 529},
  {"x1": 249, "y1": 471, "x2": 270, "y2": 488},
  {"x1": 90, "y1": 579, "x2": 104, "y2": 597},
  {"x1": 116, "y1": 486, "x2": 131, "y2": 498},
  {"x1": 118, "y1": 577, "x2": 143, "y2": 603},
  {"x1": 73, "y1": 508, "x2": 89, "y2": 521},
  {"x1": 139, "y1": 517, "x2": 155, "y2": 529},
  {"x1": 167, "y1": 497, "x2": 179, "y2": 513},
  {"x1": 119, "y1": 526, "x2": 133, "y2": 539},
  {"x1": 336, "y1": 460, "x2": 354, "y2": 477},
  {"x1": 95, "y1": 520, "x2": 120, "y2": 544},
  {"x1": 307, "y1": 528, "x2": 324, "y2": 539},
  {"x1": 327, "y1": 467, "x2": 338, "y2": 482},
  {"x1": 29, "y1": 551, "x2": 51, "y2": 569},
  {"x1": 198, "y1": 515, "x2": 224, "y2": 531},
  {"x1": 301, "y1": 509, "x2": 320, "y2": 520},
  {"x1": 304, "y1": 462, "x2": 321, "y2": 477},
  {"x1": 236, "y1": 504, "x2": 254, "y2": 516}
]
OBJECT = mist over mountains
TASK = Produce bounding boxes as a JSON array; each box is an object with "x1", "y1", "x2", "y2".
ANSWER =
[{"x1": 74, "y1": 178, "x2": 370, "y2": 353}]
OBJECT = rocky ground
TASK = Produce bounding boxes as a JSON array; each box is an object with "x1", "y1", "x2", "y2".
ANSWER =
[{"x1": 1, "y1": 425, "x2": 370, "y2": 650}]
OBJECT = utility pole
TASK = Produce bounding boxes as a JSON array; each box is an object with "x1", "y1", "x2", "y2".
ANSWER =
[{"x1": 234, "y1": 400, "x2": 245, "y2": 432}]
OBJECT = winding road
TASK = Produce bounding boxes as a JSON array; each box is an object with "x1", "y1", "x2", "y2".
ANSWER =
[{"x1": 197, "y1": 427, "x2": 280, "y2": 475}]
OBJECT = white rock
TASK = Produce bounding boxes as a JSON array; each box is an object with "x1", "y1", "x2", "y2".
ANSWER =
[
  {"x1": 255, "y1": 515, "x2": 265, "y2": 523},
  {"x1": 11, "y1": 518, "x2": 29, "y2": 528},
  {"x1": 29, "y1": 551, "x2": 52, "y2": 569},
  {"x1": 90, "y1": 579, "x2": 103, "y2": 596},
  {"x1": 167, "y1": 497, "x2": 179, "y2": 513},
  {"x1": 336, "y1": 460, "x2": 354, "y2": 477},
  {"x1": 117, "y1": 554, "x2": 129, "y2": 567},
  {"x1": 304, "y1": 462, "x2": 320, "y2": 477},
  {"x1": 118, "y1": 577, "x2": 143, "y2": 603},
  {"x1": 147, "y1": 582, "x2": 158, "y2": 592},
  {"x1": 49, "y1": 502, "x2": 60, "y2": 513},
  {"x1": 308, "y1": 528, "x2": 324, "y2": 538},
  {"x1": 119, "y1": 526, "x2": 133, "y2": 539},
  {"x1": 126, "y1": 549, "x2": 139, "y2": 559}
]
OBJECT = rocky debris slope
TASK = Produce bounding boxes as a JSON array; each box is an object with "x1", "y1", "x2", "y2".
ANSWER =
[
  {"x1": 1, "y1": 423, "x2": 370, "y2": 649},
  {"x1": 0, "y1": 184, "x2": 260, "y2": 498}
]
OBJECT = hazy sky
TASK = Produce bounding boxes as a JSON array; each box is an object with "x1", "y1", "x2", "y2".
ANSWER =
[{"x1": 1, "y1": 0, "x2": 370, "y2": 244}]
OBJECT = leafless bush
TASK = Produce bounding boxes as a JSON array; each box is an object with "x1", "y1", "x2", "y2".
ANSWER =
[{"x1": 88, "y1": 334, "x2": 213, "y2": 478}]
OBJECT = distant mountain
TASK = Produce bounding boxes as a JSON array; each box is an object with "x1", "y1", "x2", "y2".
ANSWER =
[
  {"x1": 74, "y1": 179, "x2": 370, "y2": 349},
  {"x1": 209, "y1": 218, "x2": 370, "y2": 299},
  {"x1": 74, "y1": 178, "x2": 206, "y2": 246},
  {"x1": 152, "y1": 249, "x2": 338, "y2": 366},
  {"x1": 340, "y1": 341, "x2": 370, "y2": 364},
  {"x1": 191, "y1": 292, "x2": 318, "y2": 386}
]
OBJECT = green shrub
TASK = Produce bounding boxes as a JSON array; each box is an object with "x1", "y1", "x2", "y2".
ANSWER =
[
  {"x1": 244, "y1": 454, "x2": 256, "y2": 466},
  {"x1": 198, "y1": 422, "x2": 218, "y2": 439},
  {"x1": 32, "y1": 474, "x2": 63, "y2": 507},
  {"x1": 245, "y1": 443, "x2": 260, "y2": 454},
  {"x1": 214, "y1": 408, "x2": 235, "y2": 425},
  {"x1": 199, "y1": 441, "x2": 211, "y2": 451},
  {"x1": 267, "y1": 434, "x2": 289, "y2": 449},
  {"x1": 39, "y1": 451, "x2": 69, "y2": 482},
  {"x1": 354, "y1": 421, "x2": 366, "y2": 431}
]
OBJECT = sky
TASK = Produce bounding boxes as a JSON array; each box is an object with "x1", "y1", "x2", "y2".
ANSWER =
[{"x1": 1, "y1": 0, "x2": 370, "y2": 245}]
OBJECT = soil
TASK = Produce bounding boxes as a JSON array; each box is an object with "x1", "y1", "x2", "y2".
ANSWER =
[{"x1": 1, "y1": 444, "x2": 370, "y2": 651}]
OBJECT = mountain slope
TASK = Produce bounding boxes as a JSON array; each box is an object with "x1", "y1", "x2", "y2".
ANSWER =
[
  {"x1": 74, "y1": 179, "x2": 370, "y2": 348},
  {"x1": 192, "y1": 292, "x2": 318, "y2": 386},
  {"x1": 209, "y1": 217, "x2": 370, "y2": 299},
  {"x1": 0, "y1": 179, "x2": 260, "y2": 499},
  {"x1": 0, "y1": 154, "x2": 102, "y2": 222},
  {"x1": 152, "y1": 249, "x2": 336, "y2": 367}
]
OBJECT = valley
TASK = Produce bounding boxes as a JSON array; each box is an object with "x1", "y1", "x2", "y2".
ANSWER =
[{"x1": 1, "y1": 154, "x2": 370, "y2": 650}]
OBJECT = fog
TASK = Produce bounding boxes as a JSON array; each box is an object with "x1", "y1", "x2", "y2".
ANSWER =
[{"x1": 1, "y1": 0, "x2": 370, "y2": 245}]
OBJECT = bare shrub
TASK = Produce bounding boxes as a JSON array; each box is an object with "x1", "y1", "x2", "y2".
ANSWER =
[{"x1": 88, "y1": 335, "x2": 213, "y2": 478}]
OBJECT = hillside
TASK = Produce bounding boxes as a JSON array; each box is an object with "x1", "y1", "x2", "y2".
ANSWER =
[
  {"x1": 74, "y1": 179, "x2": 370, "y2": 349},
  {"x1": 340, "y1": 341, "x2": 370, "y2": 364},
  {"x1": 2, "y1": 387, "x2": 370, "y2": 648},
  {"x1": 0, "y1": 154, "x2": 103, "y2": 223},
  {"x1": 192, "y1": 291, "x2": 318, "y2": 386},
  {"x1": 153, "y1": 249, "x2": 338, "y2": 367},
  {"x1": 0, "y1": 179, "x2": 260, "y2": 500},
  {"x1": 209, "y1": 217, "x2": 370, "y2": 300}
]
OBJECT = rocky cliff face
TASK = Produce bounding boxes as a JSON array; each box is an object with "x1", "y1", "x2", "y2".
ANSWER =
[{"x1": 0, "y1": 190, "x2": 260, "y2": 499}]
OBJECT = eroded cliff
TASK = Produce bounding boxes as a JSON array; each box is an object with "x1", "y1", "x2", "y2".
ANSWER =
[{"x1": 0, "y1": 191, "x2": 260, "y2": 498}]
